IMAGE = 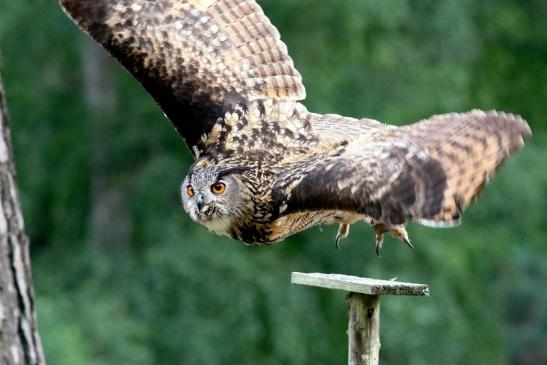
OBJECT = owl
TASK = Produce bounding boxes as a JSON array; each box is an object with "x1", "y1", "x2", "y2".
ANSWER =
[{"x1": 61, "y1": 0, "x2": 531, "y2": 255}]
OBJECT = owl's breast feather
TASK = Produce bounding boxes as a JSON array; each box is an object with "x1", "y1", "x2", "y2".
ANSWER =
[{"x1": 200, "y1": 216, "x2": 233, "y2": 238}]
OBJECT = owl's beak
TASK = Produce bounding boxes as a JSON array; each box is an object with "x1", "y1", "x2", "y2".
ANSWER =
[{"x1": 196, "y1": 193, "x2": 205, "y2": 211}]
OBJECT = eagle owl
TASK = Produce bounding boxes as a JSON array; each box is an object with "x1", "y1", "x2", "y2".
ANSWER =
[{"x1": 61, "y1": 0, "x2": 531, "y2": 254}]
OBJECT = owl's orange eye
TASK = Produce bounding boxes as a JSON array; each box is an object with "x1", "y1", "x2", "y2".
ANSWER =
[
  {"x1": 211, "y1": 182, "x2": 226, "y2": 195},
  {"x1": 186, "y1": 185, "x2": 195, "y2": 197}
]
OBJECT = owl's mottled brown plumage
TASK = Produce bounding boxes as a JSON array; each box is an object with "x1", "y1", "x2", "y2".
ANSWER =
[{"x1": 61, "y1": 0, "x2": 532, "y2": 253}]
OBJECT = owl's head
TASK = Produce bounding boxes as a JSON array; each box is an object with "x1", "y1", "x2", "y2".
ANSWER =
[{"x1": 181, "y1": 163, "x2": 251, "y2": 237}]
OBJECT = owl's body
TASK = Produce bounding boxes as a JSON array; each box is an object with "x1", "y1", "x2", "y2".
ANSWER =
[
  {"x1": 61, "y1": 0, "x2": 531, "y2": 252},
  {"x1": 181, "y1": 99, "x2": 349, "y2": 244}
]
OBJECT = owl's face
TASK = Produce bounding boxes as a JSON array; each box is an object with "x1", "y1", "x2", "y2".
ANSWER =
[{"x1": 181, "y1": 165, "x2": 250, "y2": 237}]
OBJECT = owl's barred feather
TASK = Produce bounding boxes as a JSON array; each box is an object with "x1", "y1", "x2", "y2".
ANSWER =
[
  {"x1": 61, "y1": 0, "x2": 532, "y2": 249},
  {"x1": 60, "y1": 0, "x2": 305, "y2": 154},
  {"x1": 276, "y1": 110, "x2": 531, "y2": 227}
]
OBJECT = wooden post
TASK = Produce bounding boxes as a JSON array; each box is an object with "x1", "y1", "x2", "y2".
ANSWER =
[
  {"x1": 347, "y1": 293, "x2": 380, "y2": 365},
  {"x1": 291, "y1": 272, "x2": 429, "y2": 365}
]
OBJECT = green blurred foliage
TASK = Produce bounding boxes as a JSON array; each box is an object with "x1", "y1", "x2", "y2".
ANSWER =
[{"x1": 0, "y1": 0, "x2": 546, "y2": 364}]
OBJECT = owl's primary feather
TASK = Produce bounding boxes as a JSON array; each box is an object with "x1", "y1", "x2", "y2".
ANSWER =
[
  {"x1": 60, "y1": 0, "x2": 532, "y2": 250},
  {"x1": 60, "y1": 0, "x2": 305, "y2": 154}
]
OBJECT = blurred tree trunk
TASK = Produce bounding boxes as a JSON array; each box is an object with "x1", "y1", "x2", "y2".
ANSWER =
[
  {"x1": 0, "y1": 65, "x2": 46, "y2": 364},
  {"x1": 82, "y1": 38, "x2": 131, "y2": 252}
]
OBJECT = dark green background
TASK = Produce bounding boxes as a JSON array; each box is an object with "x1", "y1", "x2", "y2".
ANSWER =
[{"x1": 1, "y1": 0, "x2": 545, "y2": 364}]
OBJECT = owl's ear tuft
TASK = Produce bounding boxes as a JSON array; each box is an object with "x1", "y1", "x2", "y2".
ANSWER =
[{"x1": 216, "y1": 166, "x2": 252, "y2": 179}]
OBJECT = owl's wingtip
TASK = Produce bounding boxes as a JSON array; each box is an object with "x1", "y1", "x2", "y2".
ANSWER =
[{"x1": 482, "y1": 109, "x2": 532, "y2": 139}]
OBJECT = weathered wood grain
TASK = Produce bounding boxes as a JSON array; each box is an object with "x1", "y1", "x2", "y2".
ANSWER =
[{"x1": 291, "y1": 272, "x2": 429, "y2": 296}]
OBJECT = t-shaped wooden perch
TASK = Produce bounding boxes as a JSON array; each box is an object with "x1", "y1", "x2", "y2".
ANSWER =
[{"x1": 291, "y1": 272, "x2": 429, "y2": 365}]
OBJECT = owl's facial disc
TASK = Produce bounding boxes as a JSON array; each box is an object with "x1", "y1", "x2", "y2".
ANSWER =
[
  {"x1": 192, "y1": 182, "x2": 227, "y2": 219},
  {"x1": 181, "y1": 165, "x2": 250, "y2": 237},
  {"x1": 184, "y1": 181, "x2": 229, "y2": 221}
]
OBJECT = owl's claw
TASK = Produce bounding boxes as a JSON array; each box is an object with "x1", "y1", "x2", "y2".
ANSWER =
[
  {"x1": 335, "y1": 223, "x2": 350, "y2": 250},
  {"x1": 335, "y1": 234, "x2": 342, "y2": 250},
  {"x1": 387, "y1": 226, "x2": 414, "y2": 250},
  {"x1": 375, "y1": 233, "x2": 384, "y2": 257},
  {"x1": 403, "y1": 238, "x2": 414, "y2": 250},
  {"x1": 366, "y1": 218, "x2": 413, "y2": 256}
]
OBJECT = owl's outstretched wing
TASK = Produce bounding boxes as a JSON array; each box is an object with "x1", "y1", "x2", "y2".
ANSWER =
[
  {"x1": 274, "y1": 110, "x2": 531, "y2": 227},
  {"x1": 60, "y1": 0, "x2": 305, "y2": 155}
]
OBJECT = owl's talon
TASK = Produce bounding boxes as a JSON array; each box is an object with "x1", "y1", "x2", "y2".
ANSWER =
[
  {"x1": 375, "y1": 234, "x2": 384, "y2": 257},
  {"x1": 387, "y1": 226, "x2": 413, "y2": 251},
  {"x1": 335, "y1": 234, "x2": 342, "y2": 250},
  {"x1": 403, "y1": 238, "x2": 414, "y2": 250},
  {"x1": 335, "y1": 223, "x2": 350, "y2": 250}
]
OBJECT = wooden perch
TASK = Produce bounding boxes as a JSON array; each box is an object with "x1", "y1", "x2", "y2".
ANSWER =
[{"x1": 291, "y1": 272, "x2": 429, "y2": 365}]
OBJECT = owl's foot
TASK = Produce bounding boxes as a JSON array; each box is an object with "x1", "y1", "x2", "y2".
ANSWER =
[
  {"x1": 388, "y1": 226, "x2": 414, "y2": 250},
  {"x1": 335, "y1": 223, "x2": 350, "y2": 250},
  {"x1": 370, "y1": 221, "x2": 414, "y2": 256}
]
